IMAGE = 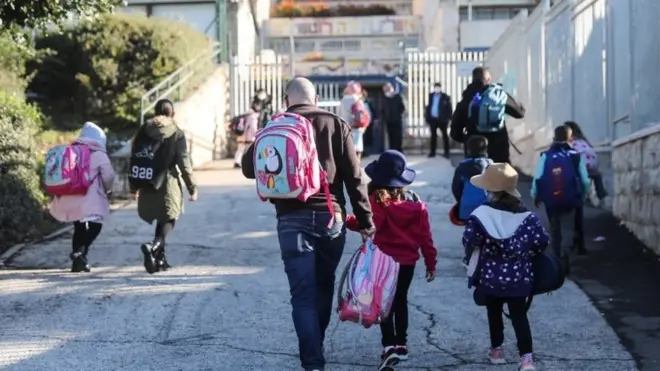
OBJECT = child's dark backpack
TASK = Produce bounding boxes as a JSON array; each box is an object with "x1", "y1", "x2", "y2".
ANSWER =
[
  {"x1": 537, "y1": 147, "x2": 582, "y2": 213},
  {"x1": 229, "y1": 113, "x2": 250, "y2": 136},
  {"x1": 128, "y1": 128, "x2": 175, "y2": 191},
  {"x1": 532, "y1": 251, "x2": 565, "y2": 295}
]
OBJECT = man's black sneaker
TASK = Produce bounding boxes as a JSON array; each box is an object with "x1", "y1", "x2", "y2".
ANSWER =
[
  {"x1": 427, "y1": 153, "x2": 436, "y2": 158},
  {"x1": 141, "y1": 243, "x2": 158, "y2": 274},
  {"x1": 379, "y1": 347, "x2": 400, "y2": 370},
  {"x1": 395, "y1": 345, "x2": 409, "y2": 360}
]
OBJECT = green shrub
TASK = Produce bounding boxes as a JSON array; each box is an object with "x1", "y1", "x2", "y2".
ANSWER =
[
  {"x1": 29, "y1": 14, "x2": 215, "y2": 133},
  {"x1": 0, "y1": 90, "x2": 47, "y2": 248}
]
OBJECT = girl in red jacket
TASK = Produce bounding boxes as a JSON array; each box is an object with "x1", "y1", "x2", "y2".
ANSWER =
[{"x1": 346, "y1": 150, "x2": 438, "y2": 369}]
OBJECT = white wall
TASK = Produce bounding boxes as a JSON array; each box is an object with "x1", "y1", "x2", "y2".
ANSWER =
[{"x1": 460, "y1": 20, "x2": 512, "y2": 50}]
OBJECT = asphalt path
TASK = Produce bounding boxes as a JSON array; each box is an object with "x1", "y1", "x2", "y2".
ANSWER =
[{"x1": 0, "y1": 157, "x2": 636, "y2": 371}]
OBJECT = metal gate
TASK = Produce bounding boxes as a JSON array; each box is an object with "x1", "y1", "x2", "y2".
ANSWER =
[
  {"x1": 406, "y1": 51, "x2": 486, "y2": 139},
  {"x1": 229, "y1": 56, "x2": 343, "y2": 117}
]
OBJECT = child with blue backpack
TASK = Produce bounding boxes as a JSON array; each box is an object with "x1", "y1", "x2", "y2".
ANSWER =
[
  {"x1": 531, "y1": 125, "x2": 590, "y2": 274},
  {"x1": 452, "y1": 135, "x2": 493, "y2": 223}
]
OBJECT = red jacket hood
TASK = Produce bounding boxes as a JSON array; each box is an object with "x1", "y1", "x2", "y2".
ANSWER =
[{"x1": 371, "y1": 196, "x2": 426, "y2": 229}]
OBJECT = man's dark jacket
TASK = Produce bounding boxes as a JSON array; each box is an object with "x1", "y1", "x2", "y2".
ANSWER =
[
  {"x1": 379, "y1": 94, "x2": 406, "y2": 124},
  {"x1": 241, "y1": 104, "x2": 374, "y2": 230},
  {"x1": 450, "y1": 82, "x2": 525, "y2": 163},
  {"x1": 425, "y1": 92, "x2": 453, "y2": 123}
]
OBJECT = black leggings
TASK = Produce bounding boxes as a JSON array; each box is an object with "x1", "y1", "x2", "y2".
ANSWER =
[
  {"x1": 72, "y1": 221, "x2": 102, "y2": 256},
  {"x1": 485, "y1": 296, "x2": 533, "y2": 355},
  {"x1": 154, "y1": 219, "x2": 176, "y2": 247},
  {"x1": 380, "y1": 265, "x2": 415, "y2": 347}
]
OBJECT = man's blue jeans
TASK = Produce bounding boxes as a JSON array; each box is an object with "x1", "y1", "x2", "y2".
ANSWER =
[{"x1": 277, "y1": 210, "x2": 346, "y2": 371}]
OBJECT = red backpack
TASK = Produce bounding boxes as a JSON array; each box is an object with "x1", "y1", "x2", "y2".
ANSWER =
[{"x1": 351, "y1": 100, "x2": 370, "y2": 129}]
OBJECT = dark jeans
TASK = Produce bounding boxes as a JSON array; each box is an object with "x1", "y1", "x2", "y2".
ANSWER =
[
  {"x1": 485, "y1": 296, "x2": 533, "y2": 355},
  {"x1": 72, "y1": 221, "x2": 102, "y2": 257},
  {"x1": 380, "y1": 265, "x2": 415, "y2": 347},
  {"x1": 385, "y1": 121, "x2": 403, "y2": 153},
  {"x1": 277, "y1": 210, "x2": 346, "y2": 371},
  {"x1": 589, "y1": 170, "x2": 608, "y2": 199},
  {"x1": 547, "y1": 208, "x2": 576, "y2": 257},
  {"x1": 428, "y1": 118, "x2": 449, "y2": 157}
]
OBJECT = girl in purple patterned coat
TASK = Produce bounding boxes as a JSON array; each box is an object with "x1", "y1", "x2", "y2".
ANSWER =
[{"x1": 462, "y1": 163, "x2": 550, "y2": 371}]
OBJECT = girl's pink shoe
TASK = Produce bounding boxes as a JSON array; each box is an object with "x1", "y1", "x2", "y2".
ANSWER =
[{"x1": 488, "y1": 347, "x2": 506, "y2": 365}]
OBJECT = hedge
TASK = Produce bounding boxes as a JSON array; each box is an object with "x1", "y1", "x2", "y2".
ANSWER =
[
  {"x1": 29, "y1": 14, "x2": 215, "y2": 133},
  {"x1": 0, "y1": 90, "x2": 47, "y2": 249}
]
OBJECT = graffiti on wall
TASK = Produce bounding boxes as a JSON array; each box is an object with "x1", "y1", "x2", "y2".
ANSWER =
[{"x1": 266, "y1": 16, "x2": 420, "y2": 37}]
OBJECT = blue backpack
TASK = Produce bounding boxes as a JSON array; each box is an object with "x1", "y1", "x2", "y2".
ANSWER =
[
  {"x1": 468, "y1": 84, "x2": 508, "y2": 133},
  {"x1": 537, "y1": 147, "x2": 582, "y2": 213},
  {"x1": 459, "y1": 157, "x2": 493, "y2": 220}
]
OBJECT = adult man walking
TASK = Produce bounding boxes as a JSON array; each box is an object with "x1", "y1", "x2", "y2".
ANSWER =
[
  {"x1": 241, "y1": 77, "x2": 375, "y2": 371},
  {"x1": 425, "y1": 82, "x2": 453, "y2": 158},
  {"x1": 380, "y1": 82, "x2": 406, "y2": 152},
  {"x1": 450, "y1": 67, "x2": 525, "y2": 163}
]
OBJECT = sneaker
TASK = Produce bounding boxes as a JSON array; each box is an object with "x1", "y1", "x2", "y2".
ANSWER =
[
  {"x1": 488, "y1": 347, "x2": 506, "y2": 365},
  {"x1": 395, "y1": 345, "x2": 408, "y2": 360},
  {"x1": 379, "y1": 346, "x2": 400, "y2": 370},
  {"x1": 519, "y1": 353, "x2": 536, "y2": 371},
  {"x1": 141, "y1": 243, "x2": 158, "y2": 274}
]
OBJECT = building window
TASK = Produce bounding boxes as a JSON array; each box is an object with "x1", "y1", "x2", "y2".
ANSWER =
[
  {"x1": 371, "y1": 39, "x2": 398, "y2": 50},
  {"x1": 459, "y1": 6, "x2": 535, "y2": 21},
  {"x1": 295, "y1": 40, "x2": 315, "y2": 52},
  {"x1": 319, "y1": 40, "x2": 343, "y2": 52},
  {"x1": 268, "y1": 38, "x2": 289, "y2": 53},
  {"x1": 344, "y1": 40, "x2": 361, "y2": 51},
  {"x1": 404, "y1": 37, "x2": 419, "y2": 49}
]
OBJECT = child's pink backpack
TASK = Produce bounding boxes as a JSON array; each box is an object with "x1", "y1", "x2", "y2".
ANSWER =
[
  {"x1": 337, "y1": 240, "x2": 400, "y2": 328},
  {"x1": 44, "y1": 144, "x2": 93, "y2": 196},
  {"x1": 253, "y1": 112, "x2": 334, "y2": 223}
]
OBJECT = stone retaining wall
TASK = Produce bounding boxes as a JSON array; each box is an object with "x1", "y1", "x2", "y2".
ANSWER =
[{"x1": 612, "y1": 123, "x2": 660, "y2": 254}]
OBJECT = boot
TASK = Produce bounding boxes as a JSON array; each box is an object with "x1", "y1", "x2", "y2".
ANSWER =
[
  {"x1": 69, "y1": 246, "x2": 89, "y2": 273},
  {"x1": 155, "y1": 246, "x2": 171, "y2": 271},
  {"x1": 141, "y1": 241, "x2": 159, "y2": 274}
]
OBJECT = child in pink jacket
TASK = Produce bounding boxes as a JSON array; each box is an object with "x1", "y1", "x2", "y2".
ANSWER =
[
  {"x1": 233, "y1": 106, "x2": 259, "y2": 168},
  {"x1": 49, "y1": 122, "x2": 116, "y2": 272}
]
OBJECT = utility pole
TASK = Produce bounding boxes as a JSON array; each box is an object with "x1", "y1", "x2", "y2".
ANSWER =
[{"x1": 216, "y1": 0, "x2": 229, "y2": 62}]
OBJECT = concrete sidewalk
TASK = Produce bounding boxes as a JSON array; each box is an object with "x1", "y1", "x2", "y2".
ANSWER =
[{"x1": 0, "y1": 158, "x2": 636, "y2": 371}]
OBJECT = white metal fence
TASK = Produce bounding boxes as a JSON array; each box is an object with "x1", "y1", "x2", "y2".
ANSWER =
[
  {"x1": 406, "y1": 51, "x2": 485, "y2": 138},
  {"x1": 485, "y1": 0, "x2": 654, "y2": 173},
  {"x1": 229, "y1": 56, "x2": 343, "y2": 117}
]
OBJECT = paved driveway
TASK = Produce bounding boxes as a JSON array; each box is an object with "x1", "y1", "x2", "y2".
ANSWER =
[{"x1": 0, "y1": 158, "x2": 637, "y2": 371}]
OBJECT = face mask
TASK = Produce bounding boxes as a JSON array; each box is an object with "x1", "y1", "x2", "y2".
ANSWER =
[
  {"x1": 257, "y1": 93, "x2": 266, "y2": 100},
  {"x1": 434, "y1": 88, "x2": 442, "y2": 93}
]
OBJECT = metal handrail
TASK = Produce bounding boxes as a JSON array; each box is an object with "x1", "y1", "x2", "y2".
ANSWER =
[{"x1": 139, "y1": 42, "x2": 222, "y2": 126}]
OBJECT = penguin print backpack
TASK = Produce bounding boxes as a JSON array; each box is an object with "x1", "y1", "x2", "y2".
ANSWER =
[{"x1": 252, "y1": 112, "x2": 332, "y2": 206}]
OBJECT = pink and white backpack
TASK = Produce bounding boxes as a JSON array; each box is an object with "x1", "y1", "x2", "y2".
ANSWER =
[
  {"x1": 253, "y1": 112, "x2": 334, "y2": 222},
  {"x1": 337, "y1": 240, "x2": 400, "y2": 328},
  {"x1": 44, "y1": 144, "x2": 93, "y2": 196}
]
